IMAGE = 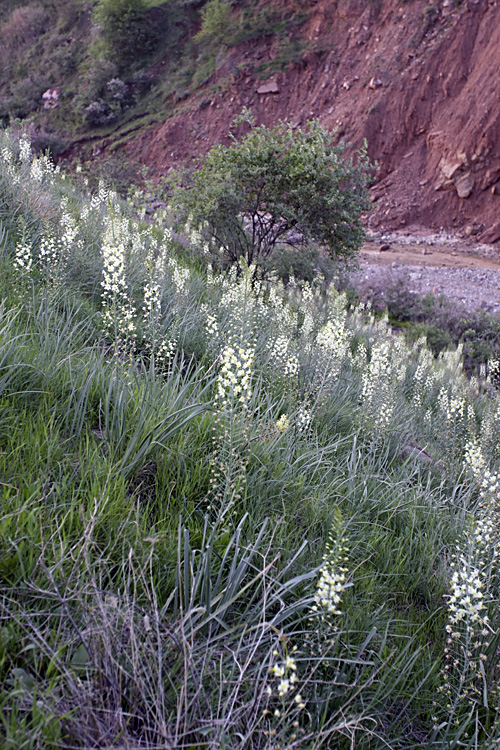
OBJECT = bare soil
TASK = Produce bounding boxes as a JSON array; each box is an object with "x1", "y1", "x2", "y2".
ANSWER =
[
  {"x1": 122, "y1": 0, "x2": 500, "y2": 242},
  {"x1": 353, "y1": 229, "x2": 500, "y2": 313}
]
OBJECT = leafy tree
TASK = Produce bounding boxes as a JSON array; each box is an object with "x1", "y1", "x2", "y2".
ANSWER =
[
  {"x1": 194, "y1": 0, "x2": 232, "y2": 45},
  {"x1": 93, "y1": 0, "x2": 165, "y2": 67},
  {"x1": 174, "y1": 120, "x2": 372, "y2": 277}
]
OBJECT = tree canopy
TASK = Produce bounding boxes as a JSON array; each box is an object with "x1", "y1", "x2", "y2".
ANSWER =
[
  {"x1": 174, "y1": 120, "x2": 373, "y2": 277},
  {"x1": 93, "y1": 0, "x2": 165, "y2": 66}
]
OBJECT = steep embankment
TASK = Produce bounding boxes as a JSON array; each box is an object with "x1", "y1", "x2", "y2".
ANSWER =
[
  {"x1": 2, "y1": 0, "x2": 498, "y2": 239},
  {"x1": 124, "y1": 0, "x2": 500, "y2": 241}
]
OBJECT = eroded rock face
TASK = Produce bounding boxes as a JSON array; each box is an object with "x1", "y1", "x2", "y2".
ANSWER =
[{"x1": 120, "y1": 0, "x2": 500, "y2": 238}]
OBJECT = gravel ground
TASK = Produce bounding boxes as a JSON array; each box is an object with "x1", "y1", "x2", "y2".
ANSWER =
[{"x1": 349, "y1": 230, "x2": 500, "y2": 314}]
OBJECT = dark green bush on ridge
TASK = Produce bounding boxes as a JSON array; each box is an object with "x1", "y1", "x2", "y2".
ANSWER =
[{"x1": 93, "y1": 0, "x2": 167, "y2": 67}]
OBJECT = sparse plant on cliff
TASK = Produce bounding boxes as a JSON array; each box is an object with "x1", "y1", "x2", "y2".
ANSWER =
[
  {"x1": 173, "y1": 120, "x2": 372, "y2": 278},
  {"x1": 194, "y1": 0, "x2": 232, "y2": 45}
]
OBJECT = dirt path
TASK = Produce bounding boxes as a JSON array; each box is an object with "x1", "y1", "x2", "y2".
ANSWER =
[{"x1": 351, "y1": 230, "x2": 500, "y2": 313}]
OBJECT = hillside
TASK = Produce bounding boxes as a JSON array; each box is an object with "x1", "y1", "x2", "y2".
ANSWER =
[
  {"x1": 1, "y1": 0, "x2": 500, "y2": 241},
  {"x1": 125, "y1": 0, "x2": 500, "y2": 241},
  {"x1": 2, "y1": 128, "x2": 500, "y2": 749}
]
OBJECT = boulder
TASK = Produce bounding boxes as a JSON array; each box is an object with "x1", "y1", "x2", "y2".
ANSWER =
[
  {"x1": 464, "y1": 222, "x2": 482, "y2": 236},
  {"x1": 439, "y1": 156, "x2": 464, "y2": 180},
  {"x1": 478, "y1": 222, "x2": 500, "y2": 244},
  {"x1": 481, "y1": 166, "x2": 500, "y2": 190},
  {"x1": 434, "y1": 178, "x2": 454, "y2": 191},
  {"x1": 454, "y1": 172, "x2": 474, "y2": 198},
  {"x1": 257, "y1": 81, "x2": 279, "y2": 95}
]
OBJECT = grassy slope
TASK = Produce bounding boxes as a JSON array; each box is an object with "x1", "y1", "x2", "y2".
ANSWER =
[{"x1": 0, "y1": 131, "x2": 500, "y2": 748}]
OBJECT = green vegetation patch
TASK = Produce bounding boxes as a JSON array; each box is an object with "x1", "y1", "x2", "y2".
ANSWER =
[
  {"x1": 0, "y1": 0, "x2": 317, "y2": 151},
  {"x1": 171, "y1": 120, "x2": 372, "y2": 280},
  {"x1": 0, "y1": 128, "x2": 500, "y2": 748}
]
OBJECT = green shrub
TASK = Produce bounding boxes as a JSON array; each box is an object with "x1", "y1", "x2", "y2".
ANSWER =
[
  {"x1": 93, "y1": 0, "x2": 165, "y2": 67},
  {"x1": 0, "y1": 4, "x2": 51, "y2": 61},
  {"x1": 72, "y1": 57, "x2": 140, "y2": 128},
  {"x1": 261, "y1": 242, "x2": 336, "y2": 286},
  {"x1": 173, "y1": 120, "x2": 372, "y2": 277},
  {"x1": 3, "y1": 74, "x2": 49, "y2": 119},
  {"x1": 194, "y1": 0, "x2": 232, "y2": 45}
]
